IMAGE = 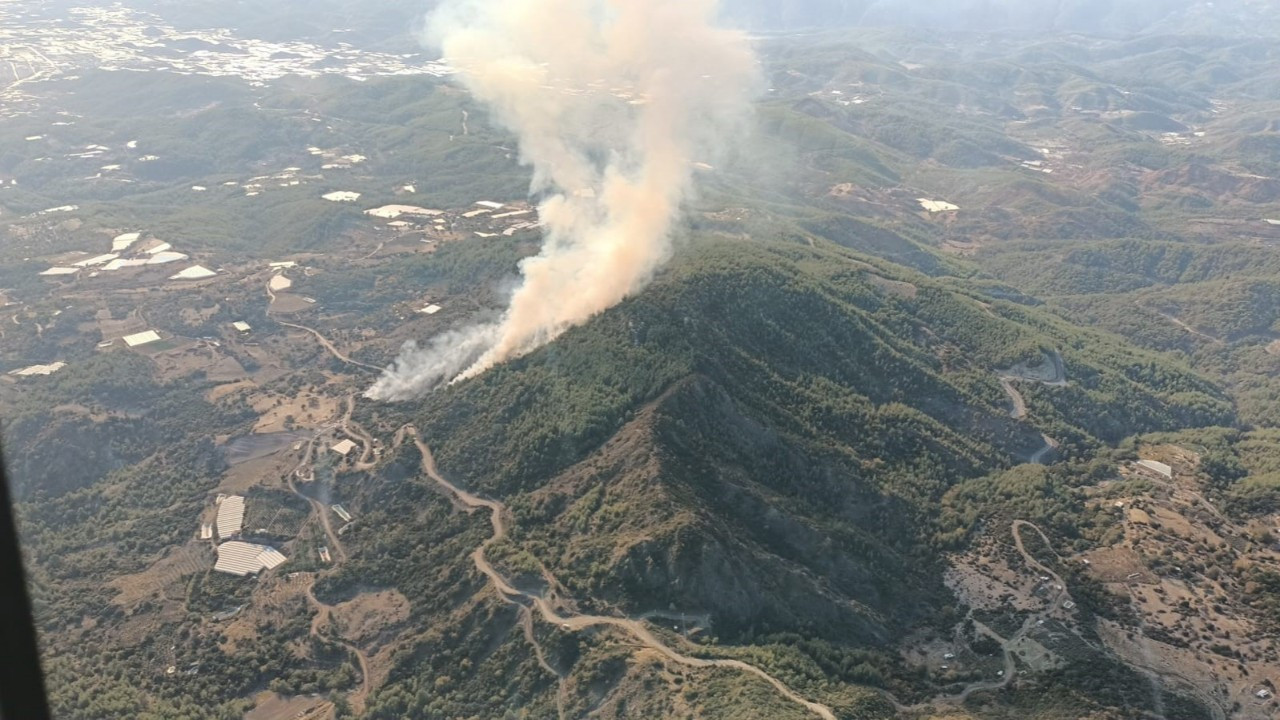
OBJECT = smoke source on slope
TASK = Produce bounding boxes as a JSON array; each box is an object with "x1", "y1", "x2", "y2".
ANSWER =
[{"x1": 366, "y1": 0, "x2": 758, "y2": 401}]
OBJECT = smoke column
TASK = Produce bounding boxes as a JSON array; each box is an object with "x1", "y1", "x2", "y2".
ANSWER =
[{"x1": 367, "y1": 0, "x2": 757, "y2": 401}]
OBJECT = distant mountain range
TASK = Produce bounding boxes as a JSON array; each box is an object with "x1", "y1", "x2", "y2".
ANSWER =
[
  {"x1": 125, "y1": 0, "x2": 1280, "y2": 47},
  {"x1": 724, "y1": 0, "x2": 1280, "y2": 35}
]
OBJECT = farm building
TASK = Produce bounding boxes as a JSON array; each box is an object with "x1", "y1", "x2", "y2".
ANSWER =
[
  {"x1": 322, "y1": 191, "x2": 361, "y2": 202},
  {"x1": 217, "y1": 495, "x2": 246, "y2": 539},
  {"x1": 9, "y1": 362, "x2": 66, "y2": 377},
  {"x1": 122, "y1": 330, "x2": 162, "y2": 347},
  {"x1": 365, "y1": 205, "x2": 443, "y2": 220},
  {"x1": 111, "y1": 233, "x2": 141, "y2": 251},
  {"x1": 170, "y1": 265, "x2": 217, "y2": 280},
  {"x1": 1137, "y1": 460, "x2": 1173, "y2": 479},
  {"x1": 918, "y1": 198, "x2": 959, "y2": 212},
  {"x1": 331, "y1": 439, "x2": 358, "y2": 456},
  {"x1": 214, "y1": 541, "x2": 287, "y2": 576}
]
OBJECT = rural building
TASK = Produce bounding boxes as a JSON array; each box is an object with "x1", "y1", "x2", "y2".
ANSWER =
[
  {"x1": 331, "y1": 505, "x2": 352, "y2": 523},
  {"x1": 1137, "y1": 460, "x2": 1173, "y2": 479},
  {"x1": 331, "y1": 439, "x2": 358, "y2": 456},
  {"x1": 318, "y1": 546, "x2": 332, "y2": 564},
  {"x1": 39, "y1": 267, "x2": 78, "y2": 276},
  {"x1": 365, "y1": 205, "x2": 443, "y2": 220},
  {"x1": 918, "y1": 198, "x2": 959, "y2": 213},
  {"x1": 111, "y1": 232, "x2": 141, "y2": 251},
  {"x1": 122, "y1": 330, "x2": 162, "y2": 347},
  {"x1": 200, "y1": 523, "x2": 213, "y2": 540},
  {"x1": 170, "y1": 265, "x2": 217, "y2": 280},
  {"x1": 322, "y1": 191, "x2": 361, "y2": 202},
  {"x1": 73, "y1": 253, "x2": 119, "y2": 268},
  {"x1": 216, "y1": 495, "x2": 246, "y2": 539},
  {"x1": 214, "y1": 541, "x2": 287, "y2": 576},
  {"x1": 232, "y1": 321, "x2": 252, "y2": 333},
  {"x1": 418, "y1": 304, "x2": 442, "y2": 315},
  {"x1": 9, "y1": 362, "x2": 66, "y2": 377}
]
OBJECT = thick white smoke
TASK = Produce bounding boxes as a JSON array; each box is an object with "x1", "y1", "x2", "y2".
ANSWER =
[{"x1": 366, "y1": 0, "x2": 758, "y2": 401}]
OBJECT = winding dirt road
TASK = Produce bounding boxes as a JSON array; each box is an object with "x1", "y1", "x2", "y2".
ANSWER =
[
  {"x1": 404, "y1": 428, "x2": 839, "y2": 720},
  {"x1": 304, "y1": 580, "x2": 372, "y2": 714}
]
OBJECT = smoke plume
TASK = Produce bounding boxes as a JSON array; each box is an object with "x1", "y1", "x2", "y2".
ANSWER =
[{"x1": 367, "y1": 0, "x2": 758, "y2": 401}]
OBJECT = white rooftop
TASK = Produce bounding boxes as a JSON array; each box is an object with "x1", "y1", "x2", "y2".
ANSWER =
[
  {"x1": 170, "y1": 265, "x2": 217, "y2": 280},
  {"x1": 919, "y1": 198, "x2": 960, "y2": 213},
  {"x1": 39, "y1": 267, "x2": 79, "y2": 276},
  {"x1": 331, "y1": 439, "x2": 358, "y2": 456},
  {"x1": 1137, "y1": 459, "x2": 1173, "y2": 479},
  {"x1": 216, "y1": 495, "x2": 245, "y2": 540},
  {"x1": 475, "y1": 200, "x2": 505, "y2": 210},
  {"x1": 147, "y1": 251, "x2": 189, "y2": 265},
  {"x1": 102, "y1": 258, "x2": 149, "y2": 271},
  {"x1": 214, "y1": 541, "x2": 287, "y2": 576},
  {"x1": 232, "y1": 321, "x2": 252, "y2": 333},
  {"x1": 419, "y1": 304, "x2": 443, "y2": 315},
  {"x1": 269, "y1": 275, "x2": 293, "y2": 292},
  {"x1": 145, "y1": 242, "x2": 173, "y2": 255},
  {"x1": 121, "y1": 330, "x2": 162, "y2": 347},
  {"x1": 269, "y1": 261, "x2": 298, "y2": 269},
  {"x1": 9, "y1": 362, "x2": 67, "y2": 377},
  {"x1": 322, "y1": 191, "x2": 362, "y2": 202},
  {"x1": 365, "y1": 205, "x2": 443, "y2": 219},
  {"x1": 73, "y1": 253, "x2": 120, "y2": 268}
]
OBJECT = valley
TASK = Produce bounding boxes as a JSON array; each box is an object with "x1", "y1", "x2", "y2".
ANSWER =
[{"x1": 1, "y1": 2, "x2": 1279, "y2": 719}]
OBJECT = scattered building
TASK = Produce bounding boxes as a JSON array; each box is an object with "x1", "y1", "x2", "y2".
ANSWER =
[
  {"x1": 1256, "y1": 688, "x2": 1272, "y2": 699},
  {"x1": 331, "y1": 439, "x2": 358, "y2": 457},
  {"x1": 39, "y1": 267, "x2": 78, "y2": 276},
  {"x1": 322, "y1": 191, "x2": 361, "y2": 202},
  {"x1": 1265, "y1": 219, "x2": 1280, "y2": 226},
  {"x1": 111, "y1": 232, "x2": 141, "y2": 252},
  {"x1": 365, "y1": 205, "x2": 443, "y2": 220},
  {"x1": 73, "y1": 253, "x2": 119, "y2": 268},
  {"x1": 268, "y1": 274, "x2": 292, "y2": 292},
  {"x1": 122, "y1": 330, "x2": 162, "y2": 347},
  {"x1": 918, "y1": 198, "x2": 960, "y2": 213},
  {"x1": 331, "y1": 505, "x2": 352, "y2": 523},
  {"x1": 1063, "y1": 600, "x2": 1076, "y2": 610},
  {"x1": 419, "y1": 304, "x2": 443, "y2": 315},
  {"x1": 232, "y1": 321, "x2": 252, "y2": 333},
  {"x1": 268, "y1": 261, "x2": 298, "y2": 269},
  {"x1": 8, "y1": 362, "x2": 67, "y2": 377},
  {"x1": 200, "y1": 523, "x2": 213, "y2": 540},
  {"x1": 216, "y1": 495, "x2": 245, "y2": 539},
  {"x1": 146, "y1": 251, "x2": 188, "y2": 266},
  {"x1": 318, "y1": 546, "x2": 332, "y2": 564},
  {"x1": 474, "y1": 200, "x2": 505, "y2": 210},
  {"x1": 170, "y1": 265, "x2": 217, "y2": 280},
  {"x1": 214, "y1": 541, "x2": 287, "y2": 576},
  {"x1": 1137, "y1": 459, "x2": 1173, "y2": 479}
]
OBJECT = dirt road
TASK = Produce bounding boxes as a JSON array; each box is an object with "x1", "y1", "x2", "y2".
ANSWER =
[
  {"x1": 405, "y1": 428, "x2": 838, "y2": 720},
  {"x1": 304, "y1": 580, "x2": 372, "y2": 714}
]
